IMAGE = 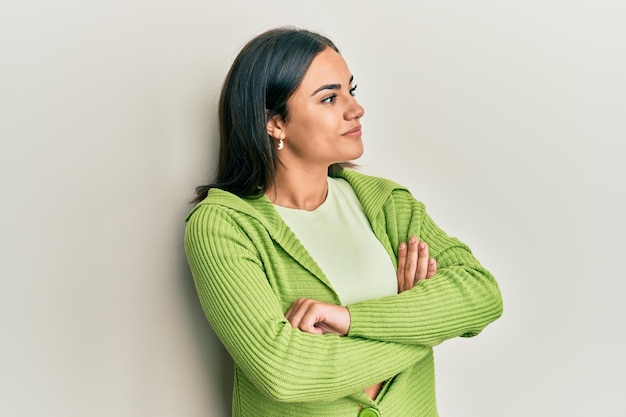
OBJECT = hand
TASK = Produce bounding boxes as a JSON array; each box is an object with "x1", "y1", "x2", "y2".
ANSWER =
[
  {"x1": 397, "y1": 236, "x2": 437, "y2": 293},
  {"x1": 285, "y1": 298, "x2": 350, "y2": 336}
]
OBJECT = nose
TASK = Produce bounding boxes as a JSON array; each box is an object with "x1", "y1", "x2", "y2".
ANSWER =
[{"x1": 345, "y1": 97, "x2": 365, "y2": 120}]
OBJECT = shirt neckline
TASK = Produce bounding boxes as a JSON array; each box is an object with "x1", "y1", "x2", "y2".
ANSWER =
[{"x1": 272, "y1": 177, "x2": 335, "y2": 214}]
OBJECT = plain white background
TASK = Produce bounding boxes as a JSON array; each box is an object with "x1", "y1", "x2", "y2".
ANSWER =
[{"x1": 1, "y1": 1, "x2": 624, "y2": 416}]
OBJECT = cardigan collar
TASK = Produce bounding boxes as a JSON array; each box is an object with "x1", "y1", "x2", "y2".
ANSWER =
[
  {"x1": 185, "y1": 170, "x2": 406, "y2": 290},
  {"x1": 186, "y1": 170, "x2": 405, "y2": 229}
]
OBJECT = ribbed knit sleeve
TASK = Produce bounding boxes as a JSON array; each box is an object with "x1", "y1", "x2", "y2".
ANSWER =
[
  {"x1": 346, "y1": 189, "x2": 503, "y2": 346},
  {"x1": 184, "y1": 204, "x2": 431, "y2": 403}
]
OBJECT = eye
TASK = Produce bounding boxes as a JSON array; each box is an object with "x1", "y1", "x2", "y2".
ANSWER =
[
  {"x1": 349, "y1": 84, "x2": 358, "y2": 97},
  {"x1": 321, "y1": 93, "x2": 337, "y2": 104}
]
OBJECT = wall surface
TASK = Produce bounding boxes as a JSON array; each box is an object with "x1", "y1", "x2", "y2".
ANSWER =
[{"x1": 1, "y1": 1, "x2": 624, "y2": 416}]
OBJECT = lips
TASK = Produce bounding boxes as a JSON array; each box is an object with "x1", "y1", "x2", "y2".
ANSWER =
[{"x1": 342, "y1": 125, "x2": 362, "y2": 136}]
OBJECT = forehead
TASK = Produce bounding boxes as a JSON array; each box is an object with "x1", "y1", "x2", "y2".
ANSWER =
[{"x1": 298, "y1": 48, "x2": 352, "y2": 92}]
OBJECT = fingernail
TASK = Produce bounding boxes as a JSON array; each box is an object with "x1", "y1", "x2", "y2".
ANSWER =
[
  {"x1": 409, "y1": 236, "x2": 416, "y2": 244},
  {"x1": 399, "y1": 243, "x2": 406, "y2": 250}
]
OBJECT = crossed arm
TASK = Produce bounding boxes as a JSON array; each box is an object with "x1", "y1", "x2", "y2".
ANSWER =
[
  {"x1": 285, "y1": 236, "x2": 437, "y2": 336},
  {"x1": 284, "y1": 236, "x2": 437, "y2": 400}
]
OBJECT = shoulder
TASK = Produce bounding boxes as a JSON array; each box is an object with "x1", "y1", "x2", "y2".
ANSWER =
[
  {"x1": 186, "y1": 188, "x2": 245, "y2": 220},
  {"x1": 184, "y1": 201, "x2": 247, "y2": 248},
  {"x1": 184, "y1": 191, "x2": 261, "y2": 243},
  {"x1": 184, "y1": 188, "x2": 284, "y2": 250},
  {"x1": 185, "y1": 187, "x2": 275, "y2": 224},
  {"x1": 184, "y1": 194, "x2": 266, "y2": 258}
]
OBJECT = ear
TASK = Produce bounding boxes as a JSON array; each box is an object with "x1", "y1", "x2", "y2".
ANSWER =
[{"x1": 266, "y1": 114, "x2": 286, "y2": 141}]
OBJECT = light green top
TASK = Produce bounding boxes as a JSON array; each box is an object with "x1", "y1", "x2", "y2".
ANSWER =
[
  {"x1": 274, "y1": 177, "x2": 397, "y2": 305},
  {"x1": 184, "y1": 169, "x2": 503, "y2": 417}
]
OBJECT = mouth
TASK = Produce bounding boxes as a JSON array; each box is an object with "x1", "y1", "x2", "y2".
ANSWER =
[{"x1": 342, "y1": 125, "x2": 362, "y2": 136}]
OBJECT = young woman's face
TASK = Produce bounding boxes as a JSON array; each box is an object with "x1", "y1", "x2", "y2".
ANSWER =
[{"x1": 275, "y1": 48, "x2": 365, "y2": 169}]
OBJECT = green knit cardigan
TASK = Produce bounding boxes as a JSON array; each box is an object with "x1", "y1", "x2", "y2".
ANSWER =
[{"x1": 184, "y1": 170, "x2": 503, "y2": 417}]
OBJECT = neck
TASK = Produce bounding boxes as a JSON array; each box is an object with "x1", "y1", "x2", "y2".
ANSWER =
[{"x1": 267, "y1": 165, "x2": 329, "y2": 211}]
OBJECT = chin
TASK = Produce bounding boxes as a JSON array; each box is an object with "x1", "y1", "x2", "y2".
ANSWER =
[
  {"x1": 336, "y1": 151, "x2": 363, "y2": 163},
  {"x1": 332, "y1": 140, "x2": 364, "y2": 163},
  {"x1": 350, "y1": 142, "x2": 365, "y2": 159},
  {"x1": 351, "y1": 150, "x2": 365, "y2": 160}
]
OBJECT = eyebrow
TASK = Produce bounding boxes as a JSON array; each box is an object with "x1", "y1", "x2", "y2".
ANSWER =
[{"x1": 310, "y1": 75, "x2": 354, "y2": 96}]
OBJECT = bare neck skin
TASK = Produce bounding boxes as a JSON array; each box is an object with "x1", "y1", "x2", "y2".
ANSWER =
[{"x1": 266, "y1": 164, "x2": 329, "y2": 211}]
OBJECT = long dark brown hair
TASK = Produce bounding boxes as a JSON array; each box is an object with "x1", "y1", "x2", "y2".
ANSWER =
[{"x1": 192, "y1": 27, "x2": 350, "y2": 204}]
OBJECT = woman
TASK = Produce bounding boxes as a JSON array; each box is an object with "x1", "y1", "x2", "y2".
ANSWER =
[{"x1": 185, "y1": 27, "x2": 503, "y2": 417}]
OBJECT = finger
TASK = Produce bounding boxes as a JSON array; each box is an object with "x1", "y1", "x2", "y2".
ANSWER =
[
  {"x1": 298, "y1": 307, "x2": 324, "y2": 334},
  {"x1": 404, "y1": 236, "x2": 419, "y2": 291},
  {"x1": 285, "y1": 304, "x2": 295, "y2": 321},
  {"x1": 426, "y1": 258, "x2": 437, "y2": 279},
  {"x1": 303, "y1": 303, "x2": 350, "y2": 335},
  {"x1": 285, "y1": 298, "x2": 309, "y2": 328},
  {"x1": 397, "y1": 242, "x2": 407, "y2": 292},
  {"x1": 416, "y1": 241, "x2": 430, "y2": 282},
  {"x1": 285, "y1": 297, "x2": 303, "y2": 321},
  {"x1": 295, "y1": 300, "x2": 333, "y2": 334}
]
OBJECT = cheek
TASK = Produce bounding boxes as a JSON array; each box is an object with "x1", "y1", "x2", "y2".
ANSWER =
[
  {"x1": 289, "y1": 113, "x2": 337, "y2": 141},
  {"x1": 317, "y1": 113, "x2": 342, "y2": 137},
  {"x1": 285, "y1": 105, "x2": 343, "y2": 148}
]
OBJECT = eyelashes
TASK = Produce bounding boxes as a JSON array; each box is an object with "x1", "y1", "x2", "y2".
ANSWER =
[
  {"x1": 320, "y1": 85, "x2": 358, "y2": 103},
  {"x1": 321, "y1": 94, "x2": 337, "y2": 104}
]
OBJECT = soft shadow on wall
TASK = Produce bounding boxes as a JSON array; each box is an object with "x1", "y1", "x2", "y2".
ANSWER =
[{"x1": 177, "y1": 240, "x2": 235, "y2": 413}]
